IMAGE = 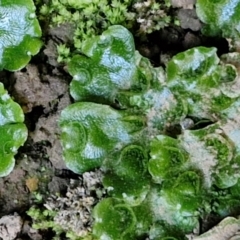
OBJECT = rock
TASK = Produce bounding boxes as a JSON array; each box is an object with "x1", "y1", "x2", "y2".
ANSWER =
[
  {"x1": 171, "y1": 0, "x2": 196, "y2": 9},
  {"x1": 0, "y1": 213, "x2": 23, "y2": 240},
  {"x1": 22, "y1": 220, "x2": 42, "y2": 240},
  {"x1": 48, "y1": 23, "x2": 75, "y2": 44},
  {"x1": 43, "y1": 40, "x2": 59, "y2": 67},
  {"x1": 194, "y1": 217, "x2": 240, "y2": 240},
  {"x1": 48, "y1": 176, "x2": 69, "y2": 195},
  {"x1": 177, "y1": 9, "x2": 202, "y2": 31},
  {"x1": 183, "y1": 32, "x2": 201, "y2": 49}
]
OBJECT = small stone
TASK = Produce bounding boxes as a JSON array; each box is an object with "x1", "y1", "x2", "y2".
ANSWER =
[
  {"x1": 183, "y1": 32, "x2": 201, "y2": 49},
  {"x1": 0, "y1": 213, "x2": 23, "y2": 240},
  {"x1": 171, "y1": 0, "x2": 196, "y2": 9},
  {"x1": 178, "y1": 9, "x2": 202, "y2": 31}
]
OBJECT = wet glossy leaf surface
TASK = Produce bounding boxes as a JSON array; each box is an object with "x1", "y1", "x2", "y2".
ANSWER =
[
  {"x1": 68, "y1": 25, "x2": 143, "y2": 105},
  {"x1": 59, "y1": 102, "x2": 145, "y2": 173},
  {"x1": 196, "y1": 0, "x2": 240, "y2": 38},
  {"x1": 148, "y1": 135, "x2": 188, "y2": 183},
  {"x1": 93, "y1": 198, "x2": 136, "y2": 240},
  {"x1": 166, "y1": 47, "x2": 239, "y2": 119},
  {"x1": 0, "y1": 0, "x2": 42, "y2": 71},
  {"x1": 103, "y1": 144, "x2": 151, "y2": 205},
  {"x1": 59, "y1": 26, "x2": 240, "y2": 239},
  {"x1": 0, "y1": 83, "x2": 27, "y2": 177}
]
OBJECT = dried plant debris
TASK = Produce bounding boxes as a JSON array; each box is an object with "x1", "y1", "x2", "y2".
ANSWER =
[
  {"x1": 27, "y1": 170, "x2": 105, "y2": 239},
  {"x1": 45, "y1": 170, "x2": 104, "y2": 236},
  {"x1": 132, "y1": 0, "x2": 171, "y2": 36}
]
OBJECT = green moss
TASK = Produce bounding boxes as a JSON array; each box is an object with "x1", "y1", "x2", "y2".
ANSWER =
[{"x1": 34, "y1": 0, "x2": 174, "y2": 61}]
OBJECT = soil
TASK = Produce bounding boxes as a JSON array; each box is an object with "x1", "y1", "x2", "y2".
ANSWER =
[{"x1": 0, "y1": 3, "x2": 232, "y2": 240}]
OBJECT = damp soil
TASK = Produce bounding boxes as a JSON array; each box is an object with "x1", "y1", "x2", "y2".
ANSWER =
[{"x1": 0, "y1": 5, "x2": 231, "y2": 240}]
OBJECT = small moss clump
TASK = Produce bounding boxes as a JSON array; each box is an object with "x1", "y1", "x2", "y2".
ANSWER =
[{"x1": 34, "y1": 0, "x2": 173, "y2": 57}]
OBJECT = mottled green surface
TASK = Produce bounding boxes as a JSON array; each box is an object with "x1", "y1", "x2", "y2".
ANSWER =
[
  {"x1": 196, "y1": 0, "x2": 240, "y2": 38},
  {"x1": 93, "y1": 198, "x2": 136, "y2": 240},
  {"x1": 166, "y1": 47, "x2": 237, "y2": 119}
]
